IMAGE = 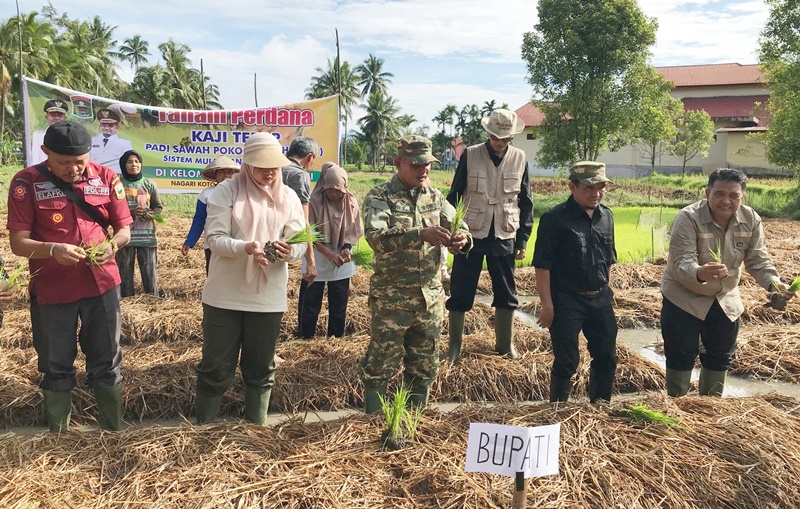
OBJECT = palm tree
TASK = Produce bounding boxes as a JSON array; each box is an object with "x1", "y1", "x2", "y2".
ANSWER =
[
  {"x1": 355, "y1": 54, "x2": 393, "y2": 98},
  {"x1": 119, "y1": 35, "x2": 150, "y2": 70},
  {"x1": 358, "y1": 92, "x2": 400, "y2": 170},
  {"x1": 481, "y1": 100, "x2": 497, "y2": 116},
  {"x1": 396, "y1": 114, "x2": 416, "y2": 135},
  {"x1": 306, "y1": 57, "x2": 360, "y2": 163}
]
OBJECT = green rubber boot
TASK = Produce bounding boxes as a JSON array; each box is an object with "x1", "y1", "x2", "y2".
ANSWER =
[
  {"x1": 494, "y1": 308, "x2": 518, "y2": 359},
  {"x1": 364, "y1": 384, "x2": 387, "y2": 414},
  {"x1": 549, "y1": 374, "x2": 572, "y2": 402},
  {"x1": 244, "y1": 387, "x2": 272, "y2": 426},
  {"x1": 95, "y1": 384, "x2": 123, "y2": 431},
  {"x1": 43, "y1": 390, "x2": 72, "y2": 433},
  {"x1": 666, "y1": 368, "x2": 692, "y2": 397},
  {"x1": 194, "y1": 392, "x2": 224, "y2": 424},
  {"x1": 699, "y1": 367, "x2": 727, "y2": 397},
  {"x1": 447, "y1": 311, "x2": 466, "y2": 364},
  {"x1": 409, "y1": 384, "x2": 431, "y2": 409}
]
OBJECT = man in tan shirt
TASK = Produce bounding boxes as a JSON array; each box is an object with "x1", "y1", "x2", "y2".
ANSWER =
[{"x1": 661, "y1": 168, "x2": 791, "y2": 397}]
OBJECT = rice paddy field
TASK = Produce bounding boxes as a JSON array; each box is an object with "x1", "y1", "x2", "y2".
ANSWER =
[
  {"x1": 1, "y1": 172, "x2": 800, "y2": 507},
  {"x1": 0, "y1": 211, "x2": 800, "y2": 509}
]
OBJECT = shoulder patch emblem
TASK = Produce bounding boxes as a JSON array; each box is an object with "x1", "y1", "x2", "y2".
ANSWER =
[
  {"x1": 11, "y1": 182, "x2": 28, "y2": 201},
  {"x1": 114, "y1": 181, "x2": 125, "y2": 200}
]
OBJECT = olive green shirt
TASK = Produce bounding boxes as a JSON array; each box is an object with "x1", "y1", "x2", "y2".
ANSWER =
[{"x1": 661, "y1": 200, "x2": 779, "y2": 321}]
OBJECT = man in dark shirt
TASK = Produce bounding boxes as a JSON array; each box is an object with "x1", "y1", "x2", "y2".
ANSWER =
[
  {"x1": 533, "y1": 161, "x2": 617, "y2": 403},
  {"x1": 445, "y1": 109, "x2": 533, "y2": 363}
]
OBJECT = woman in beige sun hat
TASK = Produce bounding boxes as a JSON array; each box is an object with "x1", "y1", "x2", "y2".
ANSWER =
[
  {"x1": 181, "y1": 156, "x2": 240, "y2": 272},
  {"x1": 194, "y1": 133, "x2": 306, "y2": 426}
]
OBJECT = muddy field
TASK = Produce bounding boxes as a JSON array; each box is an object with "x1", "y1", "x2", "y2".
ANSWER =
[{"x1": 0, "y1": 215, "x2": 799, "y2": 508}]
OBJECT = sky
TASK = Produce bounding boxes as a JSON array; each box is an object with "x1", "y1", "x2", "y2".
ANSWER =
[{"x1": 8, "y1": 0, "x2": 771, "y2": 133}]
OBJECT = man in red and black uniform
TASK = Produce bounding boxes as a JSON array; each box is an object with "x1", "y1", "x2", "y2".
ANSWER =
[{"x1": 7, "y1": 121, "x2": 132, "y2": 432}]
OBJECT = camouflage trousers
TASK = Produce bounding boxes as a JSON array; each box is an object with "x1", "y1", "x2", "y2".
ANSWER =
[{"x1": 360, "y1": 299, "x2": 443, "y2": 388}]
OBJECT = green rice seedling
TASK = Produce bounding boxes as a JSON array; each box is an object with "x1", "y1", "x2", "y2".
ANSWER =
[
  {"x1": 379, "y1": 386, "x2": 412, "y2": 450},
  {"x1": 81, "y1": 238, "x2": 114, "y2": 266},
  {"x1": 625, "y1": 404, "x2": 680, "y2": 428},
  {"x1": 405, "y1": 406, "x2": 423, "y2": 441},
  {"x1": 149, "y1": 212, "x2": 165, "y2": 224},
  {"x1": 351, "y1": 248, "x2": 373, "y2": 270},
  {"x1": 708, "y1": 239, "x2": 722, "y2": 263},
  {"x1": 285, "y1": 224, "x2": 326, "y2": 245},
  {"x1": 788, "y1": 275, "x2": 800, "y2": 293},
  {"x1": 449, "y1": 196, "x2": 469, "y2": 238},
  {"x1": 0, "y1": 262, "x2": 37, "y2": 292}
]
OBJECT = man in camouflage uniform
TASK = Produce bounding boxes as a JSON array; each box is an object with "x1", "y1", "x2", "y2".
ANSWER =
[{"x1": 360, "y1": 135, "x2": 471, "y2": 413}]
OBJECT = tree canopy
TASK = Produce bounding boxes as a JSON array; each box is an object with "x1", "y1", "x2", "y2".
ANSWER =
[{"x1": 521, "y1": 0, "x2": 657, "y2": 168}]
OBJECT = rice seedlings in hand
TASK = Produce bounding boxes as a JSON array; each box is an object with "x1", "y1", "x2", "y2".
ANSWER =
[
  {"x1": 788, "y1": 275, "x2": 800, "y2": 293},
  {"x1": 285, "y1": 224, "x2": 326, "y2": 245},
  {"x1": 81, "y1": 238, "x2": 113, "y2": 266},
  {"x1": 625, "y1": 404, "x2": 680, "y2": 428},
  {"x1": 0, "y1": 262, "x2": 37, "y2": 292},
  {"x1": 351, "y1": 248, "x2": 373, "y2": 270},
  {"x1": 708, "y1": 239, "x2": 722, "y2": 263},
  {"x1": 149, "y1": 212, "x2": 165, "y2": 224},
  {"x1": 449, "y1": 196, "x2": 469, "y2": 239}
]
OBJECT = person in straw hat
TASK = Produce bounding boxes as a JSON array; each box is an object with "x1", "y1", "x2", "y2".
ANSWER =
[
  {"x1": 8, "y1": 120, "x2": 132, "y2": 432},
  {"x1": 297, "y1": 162, "x2": 363, "y2": 339},
  {"x1": 194, "y1": 133, "x2": 306, "y2": 426},
  {"x1": 661, "y1": 168, "x2": 792, "y2": 398},
  {"x1": 360, "y1": 135, "x2": 471, "y2": 413},
  {"x1": 445, "y1": 108, "x2": 533, "y2": 364},
  {"x1": 181, "y1": 156, "x2": 240, "y2": 274},
  {"x1": 533, "y1": 161, "x2": 618, "y2": 403}
]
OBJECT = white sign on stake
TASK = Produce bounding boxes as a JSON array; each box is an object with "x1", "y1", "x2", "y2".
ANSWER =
[{"x1": 465, "y1": 422, "x2": 560, "y2": 479}]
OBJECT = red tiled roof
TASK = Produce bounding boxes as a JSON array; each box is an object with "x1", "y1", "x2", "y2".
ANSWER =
[
  {"x1": 515, "y1": 102, "x2": 546, "y2": 128},
  {"x1": 682, "y1": 95, "x2": 770, "y2": 124},
  {"x1": 657, "y1": 63, "x2": 763, "y2": 87}
]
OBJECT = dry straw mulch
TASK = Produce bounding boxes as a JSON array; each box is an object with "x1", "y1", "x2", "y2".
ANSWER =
[
  {"x1": 1, "y1": 395, "x2": 800, "y2": 508},
  {"x1": 0, "y1": 315, "x2": 666, "y2": 427}
]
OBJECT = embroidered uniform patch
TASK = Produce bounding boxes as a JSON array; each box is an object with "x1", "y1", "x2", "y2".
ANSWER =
[
  {"x1": 51, "y1": 212, "x2": 64, "y2": 224},
  {"x1": 11, "y1": 182, "x2": 28, "y2": 201},
  {"x1": 113, "y1": 180, "x2": 125, "y2": 200}
]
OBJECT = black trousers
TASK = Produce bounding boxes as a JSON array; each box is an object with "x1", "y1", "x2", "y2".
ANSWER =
[
  {"x1": 116, "y1": 246, "x2": 158, "y2": 297},
  {"x1": 31, "y1": 287, "x2": 123, "y2": 391},
  {"x1": 297, "y1": 278, "x2": 351, "y2": 338},
  {"x1": 446, "y1": 251, "x2": 518, "y2": 312},
  {"x1": 661, "y1": 296, "x2": 739, "y2": 371},
  {"x1": 549, "y1": 288, "x2": 618, "y2": 380}
]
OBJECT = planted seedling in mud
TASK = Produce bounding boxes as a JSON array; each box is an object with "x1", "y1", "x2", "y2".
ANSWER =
[
  {"x1": 377, "y1": 386, "x2": 422, "y2": 451},
  {"x1": 81, "y1": 238, "x2": 114, "y2": 266},
  {"x1": 263, "y1": 224, "x2": 325, "y2": 262},
  {"x1": 624, "y1": 404, "x2": 680, "y2": 428}
]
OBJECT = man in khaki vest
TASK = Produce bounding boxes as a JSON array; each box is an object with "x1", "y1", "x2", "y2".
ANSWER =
[{"x1": 446, "y1": 109, "x2": 533, "y2": 363}]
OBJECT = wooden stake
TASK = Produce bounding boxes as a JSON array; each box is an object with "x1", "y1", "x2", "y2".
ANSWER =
[{"x1": 512, "y1": 471, "x2": 527, "y2": 509}]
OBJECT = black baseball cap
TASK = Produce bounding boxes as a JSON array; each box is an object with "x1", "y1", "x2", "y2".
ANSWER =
[{"x1": 43, "y1": 121, "x2": 92, "y2": 155}]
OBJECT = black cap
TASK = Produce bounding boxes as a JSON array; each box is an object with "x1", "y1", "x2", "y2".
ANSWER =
[
  {"x1": 43, "y1": 121, "x2": 92, "y2": 155},
  {"x1": 44, "y1": 99, "x2": 68, "y2": 114},
  {"x1": 96, "y1": 108, "x2": 121, "y2": 123}
]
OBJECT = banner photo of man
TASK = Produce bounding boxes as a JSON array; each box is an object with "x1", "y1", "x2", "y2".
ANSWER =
[{"x1": 23, "y1": 76, "x2": 339, "y2": 193}]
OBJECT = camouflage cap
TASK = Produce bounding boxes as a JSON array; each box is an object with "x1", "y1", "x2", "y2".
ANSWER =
[
  {"x1": 569, "y1": 161, "x2": 612, "y2": 185},
  {"x1": 44, "y1": 99, "x2": 68, "y2": 114},
  {"x1": 96, "y1": 108, "x2": 121, "y2": 124},
  {"x1": 397, "y1": 135, "x2": 439, "y2": 164}
]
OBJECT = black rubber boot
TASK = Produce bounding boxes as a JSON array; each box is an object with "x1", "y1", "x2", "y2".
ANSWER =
[
  {"x1": 588, "y1": 367, "x2": 615, "y2": 403},
  {"x1": 549, "y1": 374, "x2": 572, "y2": 402},
  {"x1": 447, "y1": 311, "x2": 466, "y2": 364}
]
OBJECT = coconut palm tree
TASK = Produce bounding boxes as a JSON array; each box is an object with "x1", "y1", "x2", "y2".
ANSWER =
[
  {"x1": 119, "y1": 35, "x2": 150, "y2": 71},
  {"x1": 355, "y1": 54, "x2": 393, "y2": 98},
  {"x1": 306, "y1": 57, "x2": 360, "y2": 163},
  {"x1": 358, "y1": 92, "x2": 400, "y2": 170}
]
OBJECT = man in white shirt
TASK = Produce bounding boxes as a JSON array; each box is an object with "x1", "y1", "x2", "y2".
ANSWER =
[
  {"x1": 90, "y1": 108, "x2": 133, "y2": 173},
  {"x1": 28, "y1": 99, "x2": 68, "y2": 165}
]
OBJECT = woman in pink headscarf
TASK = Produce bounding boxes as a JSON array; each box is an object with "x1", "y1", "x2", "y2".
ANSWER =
[
  {"x1": 297, "y1": 162, "x2": 363, "y2": 338},
  {"x1": 194, "y1": 133, "x2": 306, "y2": 426}
]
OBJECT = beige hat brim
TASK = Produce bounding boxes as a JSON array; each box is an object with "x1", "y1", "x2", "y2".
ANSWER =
[
  {"x1": 244, "y1": 151, "x2": 291, "y2": 169},
  {"x1": 481, "y1": 116, "x2": 525, "y2": 139},
  {"x1": 201, "y1": 167, "x2": 240, "y2": 181}
]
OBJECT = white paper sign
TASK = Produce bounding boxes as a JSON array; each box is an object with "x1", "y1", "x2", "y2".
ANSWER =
[{"x1": 465, "y1": 422, "x2": 560, "y2": 479}]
